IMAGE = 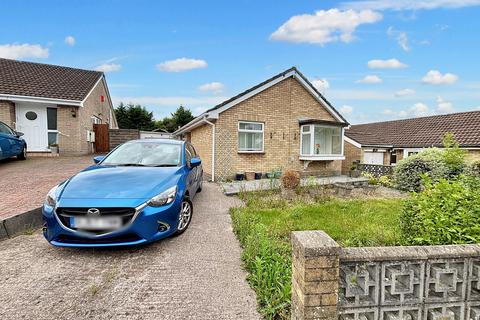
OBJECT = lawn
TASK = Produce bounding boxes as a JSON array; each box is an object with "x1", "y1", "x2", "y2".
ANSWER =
[{"x1": 230, "y1": 191, "x2": 403, "y2": 319}]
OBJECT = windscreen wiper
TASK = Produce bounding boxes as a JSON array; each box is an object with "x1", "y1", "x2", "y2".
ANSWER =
[
  {"x1": 116, "y1": 163, "x2": 146, "y2": 167},
  {"x1": 152, "y1": 164, "x2": 178, "y2": 167}
]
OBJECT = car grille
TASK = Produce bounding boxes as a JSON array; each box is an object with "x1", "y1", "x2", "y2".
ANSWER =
[
  {"x1": 56, "y1": 207, "x2": 136, "y2": 235},
  {"x1": 55, "y1": 233, "x2": 142, "y2": 244}
]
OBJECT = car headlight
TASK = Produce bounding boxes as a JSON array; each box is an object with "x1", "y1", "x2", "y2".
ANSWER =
[
  {"x1": 46, "y1": 185, "x2": 59, "y2": 207},
  {"x1": 148, "y1": 186, "x2": 177, "y2": 207}
]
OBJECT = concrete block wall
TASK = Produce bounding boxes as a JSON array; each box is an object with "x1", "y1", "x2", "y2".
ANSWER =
[{"x1": 292, "y1": 230, "x2": 480, "y2": 319}]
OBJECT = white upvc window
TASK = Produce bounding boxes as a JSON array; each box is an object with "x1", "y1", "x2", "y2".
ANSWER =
[
  {"x1": 238, "y1": 121, "x2": 264, "y2": 153},
  {"x1": 300, "y1": 124, "x2": 344, "y2": 160}
]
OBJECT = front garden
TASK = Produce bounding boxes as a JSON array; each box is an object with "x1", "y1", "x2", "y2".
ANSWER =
[{"x1": 231, "y1": 133, "x2": 480, "y2": 319}]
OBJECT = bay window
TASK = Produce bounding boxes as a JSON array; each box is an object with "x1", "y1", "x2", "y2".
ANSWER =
[
  {"x1": 238, "y1": 121, "x2": 264, "y2": 152},
  {"x1": 300, "y1": 124, "x2": 343, "y2": 158}
]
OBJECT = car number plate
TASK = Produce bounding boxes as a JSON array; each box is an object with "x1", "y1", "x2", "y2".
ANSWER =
[{"x1": 70, "y1": 216, "x2": 122, "y2": 230}]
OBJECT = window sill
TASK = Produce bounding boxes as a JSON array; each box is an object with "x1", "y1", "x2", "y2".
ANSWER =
[
  {"x1": 299, "y1": 155, "x2": 345, "y2": 161},
  {"x1": 238, "y1": 151, "x2": 265, "y2": 154}
]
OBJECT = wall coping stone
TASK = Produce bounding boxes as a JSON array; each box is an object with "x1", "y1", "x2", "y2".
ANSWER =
[
  {"x1": 341, "y1": 243, "x2": 480, "y2": 262},
  {"x1": 292, "y1": 230, "x2": 341, "y2": 257}
]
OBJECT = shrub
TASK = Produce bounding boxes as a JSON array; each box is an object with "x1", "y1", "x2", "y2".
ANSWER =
[
  {"x1": 442, "y1": 132, "x2": 466, "y2": 177},
  {"x1": 400, "y1": 175, "x2": 480, "y2": 245},
  {"x1": 281, "y1": 169, "x2": 300, "y2": 189},
  {"x1": 361, "y1": 172, "x2": 378, "y2": 185},
  {"x1": 394, "y1": 148, "x2": 448, "y2": 192},
  {"x1": 378, "y1": 175, "x2": 394, "y2": 188}
]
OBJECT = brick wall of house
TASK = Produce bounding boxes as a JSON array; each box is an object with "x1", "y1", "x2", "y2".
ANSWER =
[
  {"x1": 191, "y1": 77, "x2": 343, "y2": 180},
  {"x1": 467, "y1": 149, "x2": 480, "y2": 161},
  {"x1": 77, "y1": 78, "x2": 111, "y2": 154},
  {"x1": 189, "y1": 124, "x2": 212, "y2": 179},
  {"x1": 57, "y1": 78, "x2": 111, "y2": 155},
  {"x1": 342, "y1": 141, "x2": 362, "y2": 174},
  {"x1": 0, "y1": 100, "x2": 16, "y2": 127},
  {"x1": 57, "y1": 105, "x2": 81, "y2": 154}
]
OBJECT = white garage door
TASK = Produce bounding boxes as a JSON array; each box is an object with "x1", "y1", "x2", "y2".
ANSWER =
[{"x1": 363, "y1": 152, "x2": 384, "y2": 165}]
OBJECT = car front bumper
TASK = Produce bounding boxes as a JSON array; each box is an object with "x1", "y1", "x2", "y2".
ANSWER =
[{"x1": 42, "y1": 197, "x2": 182, "y2": 247}]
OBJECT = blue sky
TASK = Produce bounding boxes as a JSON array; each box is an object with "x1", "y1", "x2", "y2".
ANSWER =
[{"x1": 1, "y1": 0, "x2": 480, "y2": 124}]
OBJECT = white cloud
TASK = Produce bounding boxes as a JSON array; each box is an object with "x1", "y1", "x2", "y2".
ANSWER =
[
  {"x1": 0, "y1": 43, "x2": 49, "y2": 59},
  {"x1": 342, "y1": 0, "x2": 480, "y2": 11},
  {"x1": 387, "y1": 27, "x2": 410, "y2": 51},
  {"x1": 367, "y1": 58, "x2": 407, "y2": 69},
  {"x1": 436, "y1": 96, "x2": 455, "y2": 113},
  {"x1": 312, "y1": 79, "x2": 330, "y2": 92},
  {"x1": 270, "y1": 9, "x2": 382, "y2": 45},
  {"x1": 156, "y1": 58, "x2": 207, "y2": 72},
  {"x1": 410, "y1": 102, "x2": 430, "y2": 117},
  {"x1": 395, "y1": 88, "x2": 415, "y2": 97},
  {"x1": 95, "y1": 63, "x2": 121, "y2": 73},
  {"x1": 340, "y1": 105, "x2": 354, "y2": 114},
  {"x1": 382, "y1": 102, "x2": 431, "y2": 118},
  {"x1": 422, "y1": 70, "x2": 458, "y2": 85},
  {"x1": 64, "y1": 36, "x2": 75, "y2": 46},
  {"x1": 198, "y1": 82, "x2": 225, "y2": 94},
  {"x1": 357, "y1": 75, "x2": 383, "y2": 84}
]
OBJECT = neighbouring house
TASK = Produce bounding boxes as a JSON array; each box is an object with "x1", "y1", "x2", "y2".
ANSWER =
[
  {"x1": 343, "y1": 111, "x2": 480, "y2": 174},
  {"x1": 0, "y1": 58, "x2": 118, "y2": 156},
  {"x1": 174, "y1": 67, "x2": 349, "y2": 181}
]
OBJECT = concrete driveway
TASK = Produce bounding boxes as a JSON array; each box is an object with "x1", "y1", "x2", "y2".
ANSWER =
[
  {"x1": 0, "y1": 156, "x2": 95, "y2": 219},
  {"x1": 0, "y1": 183, "x2": 260, "y2": 320}
]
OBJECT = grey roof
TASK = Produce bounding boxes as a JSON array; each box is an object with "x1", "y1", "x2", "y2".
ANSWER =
[
  {"x1": 345, "y1": 111, "x2": 480, "y2": 148},
  {"x1": 0, "y1": 58, "x2": 103, "y2": 101}
]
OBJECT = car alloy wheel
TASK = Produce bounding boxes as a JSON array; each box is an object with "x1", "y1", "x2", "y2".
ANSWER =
[{"x1": 177, "y1": 199, "x2": 192, "y2": 232}]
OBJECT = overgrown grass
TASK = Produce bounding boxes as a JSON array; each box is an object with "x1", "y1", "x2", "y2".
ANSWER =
[{"x1": 231, "y1": 192, "x2": 403, "y2": 319}]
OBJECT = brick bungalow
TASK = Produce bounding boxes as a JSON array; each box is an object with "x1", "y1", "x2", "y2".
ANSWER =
[
  {"x1": 343, "y1": 111, "x2": 480, "y2": 174},
  {"x1": 0, "y1": 58, "x2": 118, "y2": 155},
  {"x1": 174, "y1": 67, "x2": 349, "y2": 181}
]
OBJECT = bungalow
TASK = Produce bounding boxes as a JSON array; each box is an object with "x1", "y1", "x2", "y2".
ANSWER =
[
  {"x1": 343, "y1": 111, "x2": 480, "y2": 174},
  {"x1": 174, "y1": 67, "x2": 349, "y2": 181},
  {"x1": 0, "y1": 58, "x2": 118, "y2": 155}
]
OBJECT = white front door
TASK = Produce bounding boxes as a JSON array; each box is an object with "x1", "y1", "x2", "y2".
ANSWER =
[
  {"x1": 363, "y1": 152, "x2": 384, "y2": 165},
  {"x1": 16, "y1": 105, "x2": 49, "y2": 152}
]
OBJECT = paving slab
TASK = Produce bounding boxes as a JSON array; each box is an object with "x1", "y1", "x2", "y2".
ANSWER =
[{"x1": 0, "y1": 183, "x2": 260, "y2": 320}]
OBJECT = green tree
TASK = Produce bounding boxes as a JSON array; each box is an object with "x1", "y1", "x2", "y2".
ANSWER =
[
  {"x1": 156, "y1": 105, "x2": 194, "y2": 132},
  {"x1": 115, "y1": 102, "x2": 155, "y2": 130}
]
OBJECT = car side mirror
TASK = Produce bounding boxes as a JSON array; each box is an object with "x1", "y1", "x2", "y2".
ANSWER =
[
  {"x1": 93, "y1": 155, "x2": 105, "y2": 164},
  {"x1": 190, "y1": 157, "x2": 201, "y2": 168},
  {"x1": 15, "y1": 131, "x2": 24, "y2": 137}
]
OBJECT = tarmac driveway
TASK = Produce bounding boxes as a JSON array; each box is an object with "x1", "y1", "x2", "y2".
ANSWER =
[{"x1": 0, "y1": 183, "x2": 260, "y2": 320}]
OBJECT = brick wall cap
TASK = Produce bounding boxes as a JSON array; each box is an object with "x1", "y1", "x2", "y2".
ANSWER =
[
  {"x1": 292, "y1": 230, "x2": 340, "y2": 257},
  {"x1": 340, "y1": 243, "x2": 480, "y2": 262}
]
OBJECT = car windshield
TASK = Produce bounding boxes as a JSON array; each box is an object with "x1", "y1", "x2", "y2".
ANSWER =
[{"x1": 102, "y1": 141, "x2": 182, "y2": 167}]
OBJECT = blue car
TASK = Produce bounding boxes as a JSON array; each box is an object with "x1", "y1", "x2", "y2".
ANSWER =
[
  {"x1": 0, "y1": 121, "x2": 27, "y2": 161},
  {"x1": 42, "y1": 139, "x2": 203, "y2": 247}
]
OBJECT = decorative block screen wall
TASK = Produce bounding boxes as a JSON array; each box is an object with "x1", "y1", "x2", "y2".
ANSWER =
[{"x1": 292, "y1": 230, "x2": 480, "y2": 320}]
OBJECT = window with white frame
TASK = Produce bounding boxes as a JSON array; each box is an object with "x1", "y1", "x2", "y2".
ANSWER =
[
  {"x1": 238, "y1": 121, "x2": 264, "y2": 152},
  {"x1": 300, "y1": 124, "x2": 343, "y2": 156},
  {"x1": 47, "y1": 107, "x2": 58, "y2": 146}
]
